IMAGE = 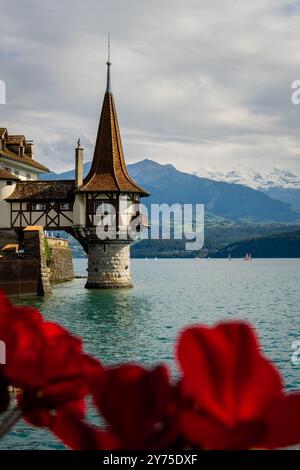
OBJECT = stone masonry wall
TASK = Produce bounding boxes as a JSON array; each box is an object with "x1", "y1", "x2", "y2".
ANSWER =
[
  {"x1": 86, "y1": 242, "x2": 132, "y2": 288},
  {"x1": 0, "y1": 229, "x2": 74, "y2": 296},
  {"x1": 47, "y1": 237, "x2": 74, "y2": 283},
  {"x1": 22, "y1": 227, "x2": 51, "y2": 296}
]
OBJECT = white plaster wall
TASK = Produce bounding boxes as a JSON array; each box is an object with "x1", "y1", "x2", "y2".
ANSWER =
[
  {"x1": 0, "y1": 160, "x2": 40, "y2": 180},
  {"x1": 0, "y1": 181, "x2": 16, "y2": 228},
  {"x1": 0, "y1": 181, "x2": 16, "y2": 200},
  {"x1": 73, "y1": 194, "x2": 86, "y2": 226}
]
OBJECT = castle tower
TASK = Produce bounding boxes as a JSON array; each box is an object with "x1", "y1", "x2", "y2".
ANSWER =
[{"x1": 75, "y1": 49, "x2": 149, "y2": 288}]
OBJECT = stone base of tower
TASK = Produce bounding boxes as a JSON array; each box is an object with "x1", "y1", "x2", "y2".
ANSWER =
[{"x1": 85, "y1": 241, "x2": 133, "y2": 289}]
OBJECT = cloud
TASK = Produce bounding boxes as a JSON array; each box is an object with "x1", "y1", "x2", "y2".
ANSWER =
[{"x1": 1, "y1": 0, "x2": 300, "y2": 175}]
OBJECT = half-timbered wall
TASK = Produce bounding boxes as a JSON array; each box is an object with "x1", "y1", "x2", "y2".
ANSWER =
[
  {"x1": 10, "y1": 201, "x2": 74, "y2": 229},
  {"x1": 86, "y1": 192, "x2": 140, "y2": 231}
]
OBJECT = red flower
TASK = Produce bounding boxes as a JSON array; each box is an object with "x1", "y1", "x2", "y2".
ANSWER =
[
  {"x1": 2, "y1": 287, "x2": 300, "y2": 452},
  {"x1": 48, "y1": 408, "x2": 120, "y2": 450},
  {"x1": 40, "y1": 355, "x2": 119, "y2": 450},
  {"x1": 0, "y1": 291, "x2": 42, "y2": 414},
  {"x1": 19, "y1": 323, "x2": 91, "y2": 426},
  {"x1": 0, "y1": 291, "x2": 90, "y2": 425},
  {"x1": 89, "y1": 364, "x2": 179, "y2": 450},
  {"x1": 177, "y1": 322, "x2": 300, "y2": 449},
  {"x1": 0, "y1": 292, "x2": 44, "y2": 389}
]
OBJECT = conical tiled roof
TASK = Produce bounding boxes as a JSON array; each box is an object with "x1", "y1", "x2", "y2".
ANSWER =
[{"x1": 79, "y1": 64, "x2": 149, "y2": 196}]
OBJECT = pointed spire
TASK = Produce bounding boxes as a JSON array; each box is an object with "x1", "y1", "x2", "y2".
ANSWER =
[
  {"x1": 106, "y1": 32, "x2": 111, "y2": 92},
  {"x1": 79, "y1": 46, "x2": 149, "y2": 197}
]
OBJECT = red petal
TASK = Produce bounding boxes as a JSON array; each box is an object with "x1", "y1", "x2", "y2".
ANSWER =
[
  {"x1": 83, "y1": 354, "x2": 105, "y2": 391},
  {"x1": 23, "y1": 398, "x2": 86, "y2": 427},
  {"x1": 49, "y1": 412, "x2": 120, "y2": 450},
  {"x1": 181, "y1": 410, "x2": 265, "y2": 449},
  {"x1": 262, "y1": 393, "x2": 300, "y2": 448},
  {"x1": 177, "y1": 322, "x2": 282, "y2": 427},
  {"x1": 92, "y1": 364, "x2": 173, "y2": 449}
]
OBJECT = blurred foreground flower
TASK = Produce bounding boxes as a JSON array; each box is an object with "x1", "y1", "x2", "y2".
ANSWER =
[
  {"x1": 0, "y1": 292, "x2": 89, "y2": 429},
  {"x1": 0, "y1": 290, "x2": 300, "y2": 449},
  {"x1": 177, "y1": 322, "x2": 300, "y2": 449}
]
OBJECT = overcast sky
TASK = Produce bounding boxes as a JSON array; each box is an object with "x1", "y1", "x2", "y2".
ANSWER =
[{"x1": 1, "y1": 0, "x2": 300, "y2": 175}]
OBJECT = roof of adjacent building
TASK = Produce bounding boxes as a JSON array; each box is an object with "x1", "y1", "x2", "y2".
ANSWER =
[
  {"x1": 1, "y1": 244, "x2": 19, "y2": 252},
  {"x1": 7, "y1": 135, "x2": 26, "y2": 145},
  {"x1": 23, "y1": 226, "x2": 44, "y2": 231},
  {"x1": 0, "y1": 168, "x2": 20, "y2": 181},
  {"x1": 0, "y1": 128, "x2": 50, "y2": 173},
  {"x1": 6, "y1": 180, "x2": 75, "y2": 202},
  {"x1": 0, "y1": 147, "x2": 50, "y2": 172},
  {"x1": 79, "y1": 63, "x2": 149, "y2": 196}
]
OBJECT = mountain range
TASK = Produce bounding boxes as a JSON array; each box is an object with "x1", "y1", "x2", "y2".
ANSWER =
[
  {"x1": 42, "y1": 159, "x2": 300, "y2": 223},
  {"x1": 194, "y1": 167, "x2": 300, "y2": 189},
  {"x1": 193, "y1": 167, "x2": 300, "y2": 212}
]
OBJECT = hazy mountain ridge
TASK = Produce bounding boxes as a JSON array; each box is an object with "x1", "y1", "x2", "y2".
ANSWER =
[
  {"x1": 262, "y1": 187, "x2": 300, "y2": 213},
  {"x1": 214, "y1": 230, "x2": 300, "y2": 258}
]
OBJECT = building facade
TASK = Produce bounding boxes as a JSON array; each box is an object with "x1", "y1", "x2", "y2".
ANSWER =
[{"x1": 0, "y1": 128, "x2": 49, "y2": 180}]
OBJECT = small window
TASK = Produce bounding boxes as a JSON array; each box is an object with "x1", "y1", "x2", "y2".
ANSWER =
[
  {"x1": 26, "y1": 173, "x2": 31, "y2": 180},
  {"x1": 94, "y1": 201, "x2": 115, "y2": 215},
  {"x1": 60, "y1": 202, "x2": 73, "y2": 210},
  {"x1": 32, "y1": 203, "x2": 47, "y2": 211},
  {"x1": 6, "y1": 181, "x2": 12, "y2": 186},
  {"x1": 94, "y1": 201, "x2": 103, "y2": 213}
]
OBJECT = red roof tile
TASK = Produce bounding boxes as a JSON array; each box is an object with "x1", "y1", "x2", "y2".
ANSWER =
[{"x1": 6, "y1": 180, "x2": 75, "y2": 201}]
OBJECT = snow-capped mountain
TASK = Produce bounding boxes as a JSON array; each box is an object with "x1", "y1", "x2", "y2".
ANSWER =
[{"x1": 194, "y1": 167, "x2": 300, "y2": 189}]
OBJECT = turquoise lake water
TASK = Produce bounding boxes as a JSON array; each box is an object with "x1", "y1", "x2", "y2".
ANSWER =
[{"x1": 1, "y1": 258, "x2": 300, "y2": 449}]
